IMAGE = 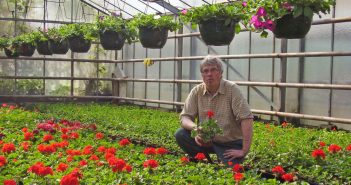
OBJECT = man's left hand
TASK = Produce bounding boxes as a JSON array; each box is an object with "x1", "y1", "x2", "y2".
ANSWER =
[{"x1": 223, "y1": 149, "x2": 246, "y2": 161}]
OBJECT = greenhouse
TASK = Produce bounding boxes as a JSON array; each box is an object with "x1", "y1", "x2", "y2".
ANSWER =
[{"x1": 0, "y1": 0, "x2": 350, "y2": 184}]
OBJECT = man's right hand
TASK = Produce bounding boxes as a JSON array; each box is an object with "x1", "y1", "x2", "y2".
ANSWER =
[{"x1": 195, "y1": 135, "x2": 212, "y2": 147}]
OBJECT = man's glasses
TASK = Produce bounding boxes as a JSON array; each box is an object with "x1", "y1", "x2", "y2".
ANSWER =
[{"x1": 201, "y1": 67, "x2": 219, "y2": 74}]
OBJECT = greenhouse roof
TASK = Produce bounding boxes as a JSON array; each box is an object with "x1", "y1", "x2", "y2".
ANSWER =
[{"x1": 83, "y1": 0, "x2": 230, "y2": 18}]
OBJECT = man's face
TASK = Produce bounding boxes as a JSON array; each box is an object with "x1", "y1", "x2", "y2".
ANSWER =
[{"x1": 201, "y1": 64, "x2": 222, "y2": 87}]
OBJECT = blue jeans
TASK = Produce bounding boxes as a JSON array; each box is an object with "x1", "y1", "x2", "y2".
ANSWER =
[{"x1": 174, "y1": 128, "x2": 244, "y2": 165}]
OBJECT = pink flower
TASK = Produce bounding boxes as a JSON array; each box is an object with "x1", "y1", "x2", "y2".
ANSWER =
[
  {"x1": 242, "y1": 1, "x2": 247, "y2": 7},
  {"x1": 282, "y1": 2, "x2": 293, "y2": 11},
  {"x1": 181, "y1": 9, "x2": 187, "y2": 15},
  {"x1": 256, "y1": 7, "x2": 267, "y2": 17},
  {"x1": 250, "y1": 15, "x2": 263, "y2": 29},
  {"x1": 264, "y1": 20, "x2": 274, "y2": 31}
]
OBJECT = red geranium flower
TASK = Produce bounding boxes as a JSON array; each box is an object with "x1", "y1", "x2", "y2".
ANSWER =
[
  {"x1": 0, "y1": 155, "x2": 7, "y2": 167},
  {"x1": 1, "y1": 143, "x2": 16, "y2": 153},
  {"x1": 82, "y1": 145, "x2": 93, "y2": 155},
  {"x1": 69, "y1": 132, "x2": 79, "y2": 139},
  {"x1": 79, "y1": 160, "x2": 88, "y2": 167},
  {"x1": 89, "y1": 154, "x2": 99, "y2": 161},
  {"x1": 24, "y1": 132, "x2": 34, "y2": 141},
  {"x1": 328, "y1": 144, "x2": 342, "y2": 153},
  {"x1": 95, "y1": 132, "x2": 104, "y2": 140},
  {"x1": 233, "y1": 172, "x2": 244, "y2": 182},
  {"x1": 37, "y1": 144, "x2": 56, "y2": 154},
  {"x1": 21, "y1": 142, "x2": 30, "y2": 151},
  {"x1": 180, "y1": 156, "x2": 190, "y2": 164},
  {"x1": 43, "y1": 134, "x2": 54, "y2": 142},
  {"x1": 207, "y1": 110, "x2": 214, "y2": 119},
  {"x1": 97, "y1": 146, "x2": 106, "y2": 153},
  {"x1": 281, "y1": 173, "x2": 294, "y2": 182},
  {"x1": 156, "y1": 147, "x2": 168, "y2": 155},
  {"x1": 272, "y1": 165, "x2": 285, "y2": 175},
  {"x1": 2, "y1": 103, "x2": 7, "y2": 107},
  {"x1": 119, "y1": 138, "x2": 131, "y2": 146},
  {"x1": 143, "y1": 159, "x2": 158, "y2": 169},
  {"x1": 3, "y1": 179, "x2": 16, "y2": 185},
  {"x1": 346, "y1": 144, "x2": 351, "y2": 151},
  {"x1": 22, "y1": 127, "x2": 28, "y2": 133},
  {"x1": 194, "y1": 153, "x2": 206, "y2": 161},
  {"x1": 312, "y1": 149, "x2": 326, "y2": 159},
  {"x1": 60, "y1": 174, "x2": 79, "y2": 185},
  {"x1": 319, "y1": 141, "x2": 326, "y2": 147},
  {"x1": 57, "y1": 162, "x2": 69, "y2": 172},
  {"x1": 233, "y1": 164, "x2": 244, "y2": 173},
  {"x1": 28, "y1": 162, "x2": 53, "y2": 176},
  {"x1": 123, "y1": 164, "x2": 132, "y2": 173},
  {"x1": 144, "y1": 147, "x2": 156, "y2": 155}
]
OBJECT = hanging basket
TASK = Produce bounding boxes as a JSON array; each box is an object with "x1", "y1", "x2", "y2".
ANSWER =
[
  {"x1": 198, "y1": 18, "x2": 237, "y2": 46},
  {"x1": 100, "y1": 30, "x2": 126, "y2": 50},
  {"x1": 49, "y1": 39, "x2": 69, "y2": 55},
  {"x1": 36, "y1": 41, "x2": 53, "y2": 55},
  {"x1": 138, "y1": 26, "x2": 168, "y2": 49},
  {"x1": 4, "y1": 48, "x2": 19, "y2": 58},
  {"x1": 18, "y1": 43, "x2": 36, "y2": 57},
  {"x1": 273, "y1": 13, "x2": 312, "y2": 39},
  {"x1": 68, "y1": 36, "x2": 91, "y2": 53}
]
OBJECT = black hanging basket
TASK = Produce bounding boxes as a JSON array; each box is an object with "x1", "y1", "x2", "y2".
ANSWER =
[
  {"x1": 68, "y1": 36, "x2": 91, "y2": 53},
  {"x1": 18, "y1": 43, "x2": 36, "y2": 57},
  {"x1": 100, "y1": 30, "x2": 126, "y2": 50},
  {"x1": 49, "y1": 39, "x2": 69, "y2": 54},
  {"x1": 273, "y1": 13, "x2": 312, "y2": 39},
  {"x1": 138, "y1": 26, "x2": 168, "y2": 49},
  {"x1": 198, "y1": 18, "x2": 238, "y2": 46},
  {"x1": 36, "y1": 40, "x2": 53, "y2": 55},
  {"x1": 4, "y1": 48, "x2": 19, "y2": 58}
]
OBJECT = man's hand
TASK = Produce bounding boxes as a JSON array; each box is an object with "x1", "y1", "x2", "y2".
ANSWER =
[
  {"x1": 195, "y1": 135, "x2": 212, "y2": 147},
  {"x1": 223, "y1": 149, "x2": 246, "y2": 161}
]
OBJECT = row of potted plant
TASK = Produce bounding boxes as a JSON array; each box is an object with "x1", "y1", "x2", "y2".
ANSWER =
[{"x1": 0, "y1": 0, "x2": 336, "y2": 57}]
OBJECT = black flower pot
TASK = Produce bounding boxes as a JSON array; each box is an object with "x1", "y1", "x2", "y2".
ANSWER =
[
  {"x1": 49, "y1": 39, "x2": 69, "y2": 55},
  {"x1": 139, "y1": 26, "x2": 168, "y2": 49},
  {"x1": 273, "y1": 13, "x2": 312, "y2": 39},
  {"x1": 36, "y1": 40, "x2": 53, "y2": 55},
  {"x1": 4, "y1": 48, "x2": 19, "y2": 58},
  {"x1": 68, "y1": 36, "x2": 91, "y2": 53},
  {"x1": 18, "y1": 43, "x2": 36, "y2": 56},
  {"x1": 199, "y1": 18, "x2": 238, "y2": 46},
  {"x1": 100, "y1": 30, "x2": 126, "y2": 50}
]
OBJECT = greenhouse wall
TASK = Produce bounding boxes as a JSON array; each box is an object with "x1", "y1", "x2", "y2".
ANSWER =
[{"x1": 0, "y1": 0, "x2": 351, "y2": 130}]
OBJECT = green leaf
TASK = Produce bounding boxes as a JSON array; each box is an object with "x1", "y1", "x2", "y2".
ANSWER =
[
  {"x1": 260, "y1": 30, "x2": 268, "y2": 38},
  {"x1": 293, "y1": 6, "x2": 303, "y2": 18},
  {"x1": 303, "y1": 6, "x2": 314, "y2": 19},
  {"x1": 234, "y1": 24, "x2": 241, "y2": 34}
]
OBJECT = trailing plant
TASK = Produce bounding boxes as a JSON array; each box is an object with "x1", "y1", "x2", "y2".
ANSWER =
[
  {"x1": 60, "y1": 23, "x2": 98, "y2": 41},
  {"x1": 0, "y1": 37, "x2": 9, "y2": 48},
  {"x1": 247, "y1": 0, "x2": 336, "y2": 37},
  {"x1": 47, "y1": 27, "x2": 66, "y2": 42},
  {"x1": 179, "y1": 1, "x2": 251, "y2": 33},
  {"x1": 131, "y1": 14, "x2": 180, "y2": 31},
  {"x1": 12, "y1": 32, "x2": 37, "y2": 46},
  {"x1": 96, "y1": 15, "x2": 137, "y2": 43}
]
